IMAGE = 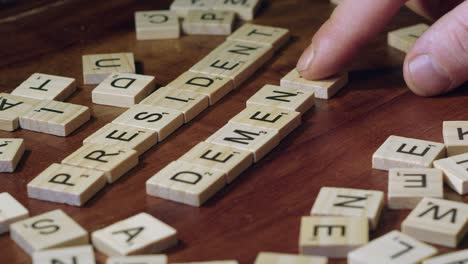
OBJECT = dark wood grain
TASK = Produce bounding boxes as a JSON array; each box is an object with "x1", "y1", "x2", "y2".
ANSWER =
[{"x1": 0, "y1": 0, "x2": 466, "y2": 263}]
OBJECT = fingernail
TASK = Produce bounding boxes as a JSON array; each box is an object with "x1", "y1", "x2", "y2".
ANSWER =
[
  {"x1": 408, "y1": 54, "x2": 451, "y2": 96},
  {"x1": 297, "y1": 45, "x2": 315, "y2": 72}
]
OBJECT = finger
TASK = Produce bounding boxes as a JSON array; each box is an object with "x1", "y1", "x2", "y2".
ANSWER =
[
  {"x1": 297, "y1": 0, "x2": 408, "y2": 80},
  {"x1": 403, "y1": 1, "x2": 468, "y2": 96},
  {"x1": 405, "y1": 0, "x2": 463, "y2": 21}
]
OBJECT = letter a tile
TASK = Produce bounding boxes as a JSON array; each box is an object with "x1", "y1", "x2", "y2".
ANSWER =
[{"x1": 0, "y1": 93, "x2": 39, "y2": 131}]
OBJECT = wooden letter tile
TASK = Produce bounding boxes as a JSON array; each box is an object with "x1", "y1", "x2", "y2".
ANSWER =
[
  {"x1": 0, "y1": 138, "x2": 25, "y2": 172},
  {"x1": 32, "y1": 245, "x2": 95, "y2": 264},
  {"x1": 27, "y1": 163, "x2": 107, "y2": 206},
  {"x1": 433, "y1": 153, "x2": 468, "y2": 195},
  {"x1": 0, "y1": 93, "x2": 39, "y2": 131},
  {"x1": 423, "y1": 249, "x2": 468, "y2": 264},
  {"x1": 388, "y1": 24, "x2": 429, "y2": 53},
  {"x1": 146, "y1": 161, "x2": 226, "y2": 207},
  {"x1": 229, "y1": 105, "x2": 301, "y2": 140},
  {"x1": 140, "y1": 88, "x2": 209, "y2": 123},
  {"x1": 280, "y1": 69, "x2": 348, "y2": 99},
  {"x1": 166, "y1": 71, "x2": 234, "y2": 105},
  {"x1": 247, "y1": 84, "x2": 315, "y2": 114},
  {"x1": 401, "y1": 197, "x2": 468, "y2": 248},
  {"x1": 19, "y1": 100, "x2": 91, "y2": 137},
  {"x1": 170, "y1": 0, "x2": 217, "y2": 17},
  {"x1": 213, "y1": 0, "x2": 262, "y2": 20},
  {"x1": 11, "y1": 73, "x2": 76, "y2": 101},
  {"x1": 135, "y1": 10, "x2": 180, "y2": 40},
  {"x1": 388, "y1": 168, "x2": 444, "y2": 209},
  {"x1": 183, "y1": 10, "x2": 236, "y2": 35},
  {"x1": 172, "y1": 261, "x2": 238, "y2": 264},
  {"x1": 205, "y1": 122, "x2": 280, "y2": 163},
  {"x1": 0, "y1": 192, "x2": 29, "y2": 234},
  {"x1": 227, "y1": 24, "x2": 290, "y2": 51},
  {"x1": 299, "y1": 216, "x2": 368, "y2": 258},
  {"x1": 348, "y1": 230, "x2": 437, "y2": 264},
  {"x1": 107, "y1": 255, "x2": 168, "y2": 264},
  {"x1": 82, "y1": 53, "x2": 135, "y2": 85},
  {"x1": 112, "y1": 104, "x2": 184, "y2": 141},
  {"x1": 83, "y1": 123, "x2": 157, "y2": 155},
  {"x1": 92, "y1": 212, "x2": 177, "y2": 256},
  {"x1": 310, "y1": 187, "x2": 384, "y2": 230},
  {"x1": 10, "y1": 209, "x2": 88, "y2": 256},
  {"x1": 442, "y1": 121, "x2": 468, "y2": 156},
  {"x1": 62, "y1": 144, "x2": 139, "y2": 183},
  {"x1": 372, "y1": 135, "x2": 446, "y2": 171},
  {"x1": 254, "y1": 252, "x2": 328, "y2": 264},
  {"x1": 179, "y1": 141, "x2": 253, "y2": 183}
]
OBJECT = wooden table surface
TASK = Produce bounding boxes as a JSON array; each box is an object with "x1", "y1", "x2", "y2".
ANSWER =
[{"x1": 0, "y1": 0, "x2": 466, "y2": 263}]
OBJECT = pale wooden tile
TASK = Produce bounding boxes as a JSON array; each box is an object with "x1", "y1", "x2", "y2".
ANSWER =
[
  {"x1": 170, "y1": 0, "x2": 217, "y2": 17},
  {"x1": 227, "y1": 24, "x2": 290, "y2": 51},
  {"x1": 213, "y1": 0, "x2": 262, "y2": 20},
  {"x1": 372, "y1": 135, "x2": 446, "y2": 171},
  {"x1": 140, "y1": 88, "x2": 209, "y2": 123},
  {"x1": 62, "y1": 144, "x2": 139, "y2": 184},
  {"x1": 32, "y1": 245, "x2": 95, "y2": 264},
  {"x1": 310, "y1": 187, "x2": 384, "y2": 230},
  {"x1": 423, "y1": 249, "x2": 468, "y2": 264},
  {"x1": 0, "y1": 192, "x2": 29, "y2": 234},
  {"x1": 254, "y1": 252, "x2": 328, "y2": 264},
  {"x1": 107, "y1": 255, "x2": 167, "y2": 264},
  {"x1": 0, "y1": 93, "x2": 39, "y2": 131},
  {"x1": 205, "y1": 122, "x2": 280, "y2": 162},
  {"x1": 280, "y1": 69, "x2": 348, "y2": 99},
  {"x1": 19, "y1": 100, "x2": 91, "y2": 137},
  {"x1": 0, "y1": 138, "x2": 25, "y2": 172},
  {"x1": 388, "y1": 168, "x2": 444, "y2": 209},
  {"x1": 83, "y1": 123, "x2": 157, "y2": 155},
  {"x1": 433, "y1": 153, "x2": 468, "y2": 195},
  {"x1": 27, "y1": 163, "x2": 107, "y2": 206},
  {"x1": 348, "y1": 230, "x2": 437, "y2": 264},
  {"x1": 442, "y1": 121, "x2": 468, "y2": 156},
  {"x1": 179, "y1": 141, "x2": 253, "y2": 183},
  {"x1": 135, "y1": 10, "x2": 180, "y2": 40},
  {"x1": 11, "y1": 73, "x2": 76, "y2": 101},
  {"x1": 166, "y1": 71, "x2": 234, "y2": 105},
  {"x1": 82, "y1": 53, "x2": 135, "y2": 85},
  {"x1": 402, "y1": 197, "x2": 468, "y2": 248},
  {"x1": 112, "y1": 104, "x2": 184, "y2": 141},
  {"x1": 299, "y1": 216, "x2": 368, "y2": 258},
  {"x1": 183, "y1": 10, "x2": 236, "y2": 35},
  {"x1": 173, "y1": 261, "x2": 238, "y2": 264},
  {"x1": 246, "y1": 84, "x2": 315, "y2": 114},
  {"x1": 146, "y1": 161, "x2": 226, "y2": 207},
  {"x1": 10, "y1": 209, "x2": 88, "y2": 256},
  {"x1": 228, "y1": 105, "x2": 301, "y2": 140},
  {"x1": 388, "y1": 24, "x2": 429, "y2": 53},
  {"x1": 92, "y1": 212, "x2": 177, "y2": 256}
]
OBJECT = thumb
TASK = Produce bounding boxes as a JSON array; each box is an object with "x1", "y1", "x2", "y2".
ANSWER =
[{"x1": 404, "y1": 1, "x2": 468, "y2": 96}]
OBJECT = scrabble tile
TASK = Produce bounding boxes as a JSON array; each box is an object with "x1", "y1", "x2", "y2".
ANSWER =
[
  {"x1": 183, "y1": 10, "x2": 236, "y2": 35},
  {"x1": 179, "y1": 141, "x2": 253, "y2": 183},
  {"x1": 254, "y1": 252, "x2": 328, "y2": 264},
  {"x1": 388, "y1": 168, "x2": 444, "y2": 209},
  {"x1": 10, "y1": 209, "x2": 88, "y2": 256},
  {"x1": 166, "y1": 71, "x2": 234, "y2": 105},
  {"x1": 27, "y1": 163, "x2": 107, "y2": 206},
  {"x1": 299, "y1": 216, "x2": 368, "y2": 258},
  {"x1": 372, "y1": 135, "x2": 446, "y2": 171},
  {"x1": 247, "y1": 84, "x2": 315, "y2": 114},
  {"x1": 401, "y1": 197, "x2": 468, "y2": 248},
  {"x1": 0, "y1": 93, "x2": 39, "y2": 131},
  {"x1": 348, "y1": 230, "x2": 437, "y2": 264},
  {"x1": 206, "y1": 122, "x2": 280, "y2": 162},
  {"x1": 433, "y1": 153, "x2": 468, "y2": 195},
  {"x1": 107, "y1": 255, "x2": 168, "y2": 264},
  {"x1": 170, "y1": 0, "x2": 217, "y2": 17},
  {"x1": 423, "y1": 249, "x2": 468, "y2": 264},
  {"x1": 135, "y1": 10, "x2": 180, "y2": 40},
  {"x1": 146, "y1": 161, "x2": 226, "y2": 207},
  {"x1": 82, "y1": 53, "x2": 135, "y2": 84},
  {"x1": 228, "y1": 105, "x2": 301, "y2": 140},
  {"x1": 92, "y1": 212, "x2": 177, "y2": 256},
  {"x1": 32, "y1": 245, "x2": 95, "y2": 264},
  {"x1": 83, "y1": 123, "x2": 157, "y2": 155},
  {"x1": 173, "y1": 262, "x2": 238, "y2": 264},
  {"x1": 112, "y1": 104, "x2": 184, "y2": 141},
  {"x1": 280, "y1": 69, "x2": 348, "y2": 99},
  {"x1": 310, "y1": 187, "x2": 384, "y2": 230},
  {"x1": 388, "y1": 24, "x2": 429, "y2": 53},
  {"x1": 0, "y1": 138, "x2": 25, "y2": 172},
  {"x1": 227, "y1": 24, "x2": 290, "y2": 51},
  {"x1": 140, "y1": 88, "x2": 209, "y2": 123},
  {"x1": 442, "y1": 121, "x2": 468, "y2": 156},
  {"x1": 62, "y1": 144, "x2": 139, "y2": 184},
  {"x1": 213, "y1": 0, "x2": 262, "y2": 20},
  {"x1": 19, "y1": 100, "x2": 91, "y2": 137},
  {"x1": 11, "y1": 73, "x2": 76, "y2": 101},
  {"x1": 0, "y1": 192, "x2": 29, "y2": 234},
  {"x1": 190, "y1": 40, "x2": 273, "y2": 87}
]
